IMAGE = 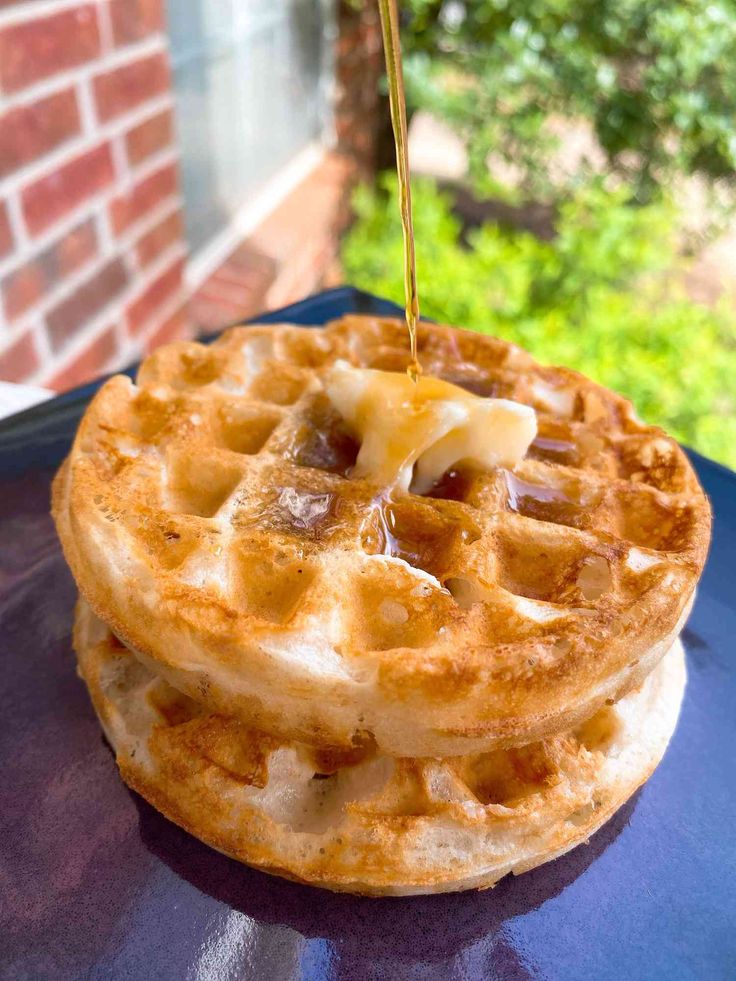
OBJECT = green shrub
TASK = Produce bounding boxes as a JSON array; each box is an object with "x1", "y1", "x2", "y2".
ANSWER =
[
  {"x1": 401, "y1": 0, "x2": 736, "y2": 204},
  {"x1": 341, "y1": 175, "x2": 736, "y2": 468}
]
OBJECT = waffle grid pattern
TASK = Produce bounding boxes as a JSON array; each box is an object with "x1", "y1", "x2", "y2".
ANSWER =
[
  {"x1": 55, "y1": 316, "x2": 709, "y2": 755},
  {"x1": 80, "y1": 316, "x2": 705, "y2": 642},
  {"x1": 75, "y1": 600, "x2": 686, "y2": 894}
]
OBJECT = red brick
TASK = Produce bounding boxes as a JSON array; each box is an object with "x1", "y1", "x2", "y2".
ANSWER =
[
  {"x1": 21, "y1": 143, "x2": 114, "y2": 236},
  {"x1": 109, "y1": 0, "x2": 165, "y2": 46},
  {"x1": 54, "y1": 218, "x2": 99, "y2": 276},
  {"x1": 93, "y1": 52, "x2": 170, "y2": 123},
  {"x1": 189, "y1": 243, "x2": 276, "y2": 332},
  {"x1": 0, "y1": 89, "x2": 81, "y2": 180},
  {"x1": 2, "y1": 264, "x2": 44, "y2": 321},
  {"x1": 0, "y1": 201, "x2": 14, "y2": 259},
  {"x1": 46, "y1": 258, "x2": 128, "y2": 350},
  {"x1": 126, "y1": 257, "x2": 183, "y2": 335},
  {"x1": 0, "y1": 331, "x2": 39, "y2": 382},
  {"x1": 135, "y1": 209, "x2": 182, "y2": 267},
  {"x1": 190, "y1": 296, "x2": 255, "y2": 332},
  {"x1": 198, "y1": 275, "x2": 254, "y2": 306},
  {"x1": 124, "y1": 108, "x2": 173, "y2": 166},
  {"x1": 47, "y1": 323, "x2": 119, "y2": 391},
  {"x1": 2, "y1": 219, "x2": 98, "y2": 320},
  {"x1": 109, "y1": 161, "x2": 177, "y2": 234},
  {"x1": 144, "y1": 306, "x2": 190, "y2": 352},
  {"x1": 0, "y1": 6, "x2": 101, "y2": 95}
]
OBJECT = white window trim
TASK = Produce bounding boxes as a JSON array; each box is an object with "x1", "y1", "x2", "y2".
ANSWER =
[{"x1": 183, "y1": 141, "x2": 327, "y2": 293}]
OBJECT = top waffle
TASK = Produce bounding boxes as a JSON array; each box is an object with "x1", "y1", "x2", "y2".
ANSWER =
[{"x1": 52, "y1": 315, "x2": 710, "y2": 756}]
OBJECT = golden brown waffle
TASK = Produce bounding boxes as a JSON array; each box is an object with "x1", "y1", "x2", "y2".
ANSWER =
[
  {"x1": 75, "y1": 599, "x2": 686, "y2": 896},
  {"x1": 53, "y1": 315, "x2": 710, "y2": 756}
]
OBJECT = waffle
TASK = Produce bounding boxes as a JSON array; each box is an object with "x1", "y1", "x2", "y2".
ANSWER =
[
  {"x1": 74, "y1": 599, "x2": 685, "y2": 896},
  {"x1": 53, "y1": 315, "x2": 710, "y2": 756}
]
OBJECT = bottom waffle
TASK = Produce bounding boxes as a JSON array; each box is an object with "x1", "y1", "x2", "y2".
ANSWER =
[{"x1": 74, "y1": 599, "x2": 686, "y2": 896}]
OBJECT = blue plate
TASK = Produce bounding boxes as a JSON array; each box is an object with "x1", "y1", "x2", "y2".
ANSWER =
[{"x1": 1, "y1": 287, "x2": 734, "y2": 980}]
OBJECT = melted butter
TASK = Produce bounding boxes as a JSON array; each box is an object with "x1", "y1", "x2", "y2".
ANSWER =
[{"x1": 325, "y1": 362, "x2": 537, "y2": 492}]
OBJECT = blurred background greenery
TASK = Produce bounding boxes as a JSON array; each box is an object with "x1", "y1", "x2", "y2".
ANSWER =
[{"x1": 341, "y1": 0, "x2": 736, "y2": 467}]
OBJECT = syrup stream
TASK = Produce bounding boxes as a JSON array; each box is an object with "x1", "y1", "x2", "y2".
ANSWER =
[{"x1": 377, "y1": 0, "x2": 421, "y2": 383}]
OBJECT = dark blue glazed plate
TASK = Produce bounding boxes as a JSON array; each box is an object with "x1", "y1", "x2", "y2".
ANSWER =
[{"x1": 1, "y1": 288, "x2": 734, "y2": 980}]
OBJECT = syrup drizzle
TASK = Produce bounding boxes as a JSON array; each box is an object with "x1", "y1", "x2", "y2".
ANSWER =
[{"x1": 378, "y1": 0, "x2": 421, "y2": 383}]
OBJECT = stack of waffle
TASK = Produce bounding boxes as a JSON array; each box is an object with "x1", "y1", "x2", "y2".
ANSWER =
[{"x1": 52, "y1": 315, "x2": 710, "y2": 895}]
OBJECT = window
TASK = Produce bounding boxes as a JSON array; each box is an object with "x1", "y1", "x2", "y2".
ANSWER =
[{"x1": 168, "y1": 0, "x2": 334, "y2": 255}]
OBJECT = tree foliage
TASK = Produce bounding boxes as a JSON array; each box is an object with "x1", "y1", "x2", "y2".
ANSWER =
[
  {"x1": 401, "y1": 0, "x2": 736, "y2": 202},
  {"x1": 342, "y1": 175, "x2": 736, "y2": 467}
]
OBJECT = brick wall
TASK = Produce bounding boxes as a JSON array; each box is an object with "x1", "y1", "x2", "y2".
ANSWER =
[
  {"x1": 0, "y1": 1, "x2": 385, "y2": 394},
  {"x1": 0, "y1": 0, "x2": 189, "y2": 391}
]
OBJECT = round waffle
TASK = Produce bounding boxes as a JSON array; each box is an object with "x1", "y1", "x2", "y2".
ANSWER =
[
  {"x1": 75, "y1": 600, "x2": 686, "y2": 896},
  {"x1": 53, "y1": 316, "x2": 709, "y2": 756}
]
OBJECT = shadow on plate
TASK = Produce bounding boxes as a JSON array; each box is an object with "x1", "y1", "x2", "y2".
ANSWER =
[{"x1": 132, "y1": 787, "x2": 638, "y2": 972}]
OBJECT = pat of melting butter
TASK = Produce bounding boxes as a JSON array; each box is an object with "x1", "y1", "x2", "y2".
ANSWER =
[{"x1": 325, "y1": 361, "x2": 537, "y2": 492}]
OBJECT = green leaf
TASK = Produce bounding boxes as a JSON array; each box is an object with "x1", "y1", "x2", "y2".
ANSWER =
[{"x1": 341, "y1": 175, "x2": 736, "y2": 469}]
